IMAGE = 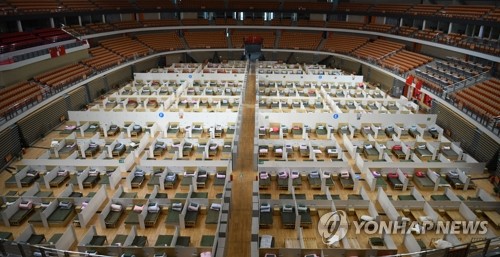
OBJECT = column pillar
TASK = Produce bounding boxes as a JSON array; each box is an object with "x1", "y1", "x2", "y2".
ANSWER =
[
  {"x1": 422, "y1": 20, "x2": 426, "y2": 30},
  {"x1": 78, "y1": 16, "x2": 82, "y2": 26},
  {"x1": 50, "y1": 17, "x2": 55, "y2": 28},
  {"x1": 17, "y1": 20, "x2": 22, "y2": 32},
  {"x1": 478, "y1": 25, "x2": 484, "y2": 38},
  {"x1": 448, "y1": 22, "x2": 453, "y2": 34}
]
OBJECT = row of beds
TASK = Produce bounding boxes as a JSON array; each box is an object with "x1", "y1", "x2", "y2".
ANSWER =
[
  {"x1": 258, "y1": 145, "x2": 339, "y2": 160},
  {"x1": 369, "y1": 169, "x2": 475, "y2": 191},
  {"x1": 104, "y1": 201, "x2": 222, "y2": 230},
  {"x1": 258, "y1": 170, "x2": 354, "y2": 190},
  {"x1": 166, "y1": 124, "x2": 236, "y2": 138},
  {"x1": 258, "y1": 125, "x2": 329, "y2": 138},
  {"x1": 4, "y1": 169, "x2": 220, "y2": 227},
  {"x1": 152, "y1": 141, "x2": 230, "y2": 158},
  {"x1": 259, "y1": 204, "x2": 312, "y2": 229},
  {"x1": 258, "y1": 168, "x2": 471, "y2": 194},
  {"x1": 6, "y1": 198, "x2": 82, "y2": 227}
]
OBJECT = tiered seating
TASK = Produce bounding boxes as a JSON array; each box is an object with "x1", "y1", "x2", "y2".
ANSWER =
[
  {"x1": 6, "y1": 0, "x2": 60, "y2": 12},
  {"x1": 141, "y1": 19, "x2": 180, "y2": 27},
  {"x1": 228, "y1": 1, "x2": 281, "y2": 11},
  {"x1": 92, "y1": 0, "x2": 134, "y2": 10},
  {"x1": 111, "y1": 21, "x2": 143, "y2": 30},
  {"x1": 406, "y1": 4, "x2": 443, "y2": 16},
  {"x1": 243, "y1": 18, "x2": 265, "y2": 26},
  {"x1": 215, "y1": 18, "x2": 238, "y2": 25},
  {"x1": 414, "y1": 29, "x2": 442, "y2": 41},
  {"x1": 484, "y1": 7, "x2": 500, "y2": 22},
  {"x1": 81, "y1": 47, "x2": 124, "y2": 71},
  {"x1": 0, "y1": 32, "x2": 44, "y2": 53},
  {"x1": 335, "y1": 3, "x2": 371, "y2": 12},
  {"x1": 282, "y1": 2, "x2": 333, "y2": 12},
  {"x1": 184, "y1": 30, "x2": 227, "y2": 49},
  {"x1": 352, "y1": 39, "x2": 405, "y2": 61},
  {"x1": 86, "y1": 23, "x2": 115, "y2": 33},
  {"x1": 278, "y1": 31, "x2": 322, "y2": 50},
  {"x1": 380, "y1": 50, "x2": 433, "y2": 74},
  {"x1": 135, "y1": 0, "x2": 175, "y2": 10},
  {"x1": 370, "y1": 4, "x2": 411, "y2": 14},
  {"x1": 363, "y1": 23, "x2": 395, "y2": 33},
  {"x1": 457, "y1": 38, "x2": 500, "y2": 55},
  {"x1": 65, "y1": 25, "x2": 89, "y2": 36},
  {"x1": 414, "y1": 75, "x2": 445, "y2": 95},
  {"x1": 100, "y1": 36, "x2": 150, "y2": 59},
  {"x1": 0, "y1": 2, "x2": 14, "y2": 14},
  {"x1": 60, "y1": 0, "x2": 97, "y2": 11},
  {"x1": 34, "y1": 63, "x2": 92, "y2": 89},
  {"x1": 136, "y1": 32, "x2": 184, "y2": 52},
  {"x1": 326, "y1": 21, "x2": 364, "y2": 30},
  {"x1": 437, "y1": 33, "x2": 467, "y2": 45},
  {"x1": 181, "y1": 19, "x2": 210, "y2": 25},
  {"x1": 436, "y1": 5, "x2": 494, "y2": 19},
  {"x1": 435, "y1": 61, "x2": 478, "y2": 78},
  {"x1": 445, "y1": 56, "x2": 491, "y2": 73},
  {"x1": 33, "y1": 28, "x2": 71, "y2": 43},
  {"x1": 397, "y1": 26, "x2": 418, "y2": 37},
  {"x1": 425, "y1": 65, "x2": 465, "y2": 84},
  {"x1": 270, "y1": 19, "x2": 292, "y2": 26},
  {"x1": 231, "y1": 30, "x2": 275, "y2": 48},
  {"x1": 322, "y1": 34, "x2": 369, "y2": 54},
  {"x1": 296, "y1": 20, "x2": 325, "y2": 27},
  {"x1": 0, "y1": 81, "x2": 42, "y2": 117},
  {"x1": 176, "y1": 0, "x2": 225, "y2": 10},
  {"x1": 452, "y1": 79, "x2": 500, "y2": 121}
]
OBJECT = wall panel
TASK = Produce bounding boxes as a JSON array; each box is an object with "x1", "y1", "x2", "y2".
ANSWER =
[
  {"x1": 68, "y1": 87, "x2": 88, "y2": 111},
  {"x1": 0, "y1": 125, "x2": 22, "y2": 169},
  {"x1": 87, "y1": 78, "x2": 107, "y2": 100},
  {"x1": 105, "y1": 67, "x2": 132, "y2": 88},
  {"x1": 17, "y1": 98, "x2": 67, "y2": 146}
]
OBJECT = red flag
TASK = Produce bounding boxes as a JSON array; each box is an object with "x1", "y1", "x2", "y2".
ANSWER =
[{"x1": 49, "y1": 47, "x2": 58, "y2": 58}]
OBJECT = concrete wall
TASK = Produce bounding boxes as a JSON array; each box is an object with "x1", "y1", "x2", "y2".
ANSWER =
[{"x1": 420, "y1": 44, "x2": 466, "y2": 59}]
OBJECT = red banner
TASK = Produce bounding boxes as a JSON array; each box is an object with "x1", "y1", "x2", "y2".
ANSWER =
[
  {"x1": 405, "y1": 75, "x2": 414, "y2": 85},
  {"x1": 413, "y1": 80, "x2": 423, "y2": 98},
  {"x1": 424, "y1": 94, "x2": 432, "y2": 106},
  {"x1": 49, "y1": 46, "x2": 66, "y2": 58}
]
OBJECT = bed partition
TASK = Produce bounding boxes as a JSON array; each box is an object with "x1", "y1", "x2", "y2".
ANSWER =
[
  {"x1": 12, "y1": 166, "x2": 36, "y2": 188},
  {"x1": 404, "y1": 233, "x2": 424, "y2": 253},
  {"x1": 53, "y1": 225, "x2": 77, "y2": 250},
  {"x1": 376, "y1": 188, "x2": 402, "y2": 223},
  {"x1": 42, "y1": 166, "x2": 61, "y2": 189},
  {"x1": 1, "y1": 198, "x2": 24, "y2": 227},
  {"x1": 58, "y1": 183, "x2": 76, "y2": 198},
  {"x1": 77, "y1": 185, "x2": 107, "y2": 228},
  {"x1": 22, "y1": 182, "x2": 42, "y2": 197},
  {"x1": 16, "y1": 224, "x2": 39, "y2": 243},
  {"x1": 76, "y1": 168, "x2": 90, "y2": 190},
  {"x1": 106, "y1": 167, "x2": 122, "y2": 189}
]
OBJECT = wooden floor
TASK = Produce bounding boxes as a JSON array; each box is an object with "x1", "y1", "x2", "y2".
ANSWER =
[
  {"x1": 226, "y1": 63, "x2": 256, "y2": 257},
  {"x1": 1, "y1": 61, "x2": 499, "y2": 256}
]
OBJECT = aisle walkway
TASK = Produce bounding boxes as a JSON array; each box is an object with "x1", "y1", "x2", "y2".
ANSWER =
[{"x1": 226, "y1": 62, "x2": 256, "y2": 257}]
